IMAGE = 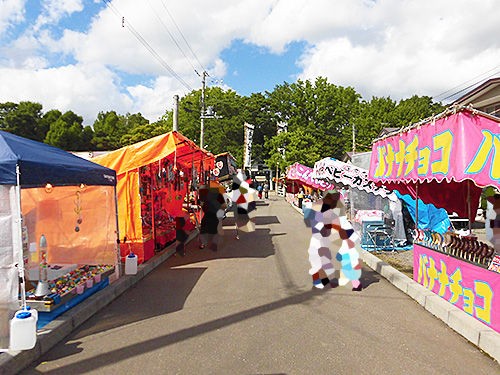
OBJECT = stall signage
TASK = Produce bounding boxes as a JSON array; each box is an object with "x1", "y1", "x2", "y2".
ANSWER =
[
  {"x1": 287, "y1": 163, "x2": 334, "y2": 190},
  {"x1": 414, "y1": 244, "x2": 500, "y2": 332},
  {"x1": 313, "y1": 158, "x2": 396, "y2": 200},
  {"x1": 212, "y1": 154, "x2": 237, "y2": 180},
  {"x1": 370, "y1": 111, "x2": 500, "y2": 187}
]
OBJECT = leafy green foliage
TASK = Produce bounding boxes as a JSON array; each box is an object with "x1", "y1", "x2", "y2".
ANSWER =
[{"x1": 0, "y1": 79, "x2": 445, "y2": 164}]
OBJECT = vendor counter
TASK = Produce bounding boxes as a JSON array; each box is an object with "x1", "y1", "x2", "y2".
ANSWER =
[{"x1": 25, "y1": 265, "x2": 115, "y2": 328}]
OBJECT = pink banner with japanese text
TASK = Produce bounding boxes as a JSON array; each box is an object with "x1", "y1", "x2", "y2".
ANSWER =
[
  {"x1": 286, "y1": 163, "x2": 335, "y2": 191},
  {"x1": 414, "y1": 244, "x2": 500, "y2": 332},
  {"x1": 369, "y1": 110, "x2": 500, "y2": 188}
]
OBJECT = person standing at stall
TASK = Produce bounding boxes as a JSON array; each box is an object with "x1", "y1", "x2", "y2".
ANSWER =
[
  {"x1": 297, "y1": 188, "x2": 305, "y2": 209},
  {"x1": 199, "y1": 185, "x2": 227, "y2": 251}
]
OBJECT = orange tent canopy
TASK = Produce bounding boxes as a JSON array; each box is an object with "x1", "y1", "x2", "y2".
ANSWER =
[
  {"x1": 92, "y1": 131, "x2": 213, "y2": 261},
  {"x1": 93, "y1": 131, "x2": 212, "y2": 175}
]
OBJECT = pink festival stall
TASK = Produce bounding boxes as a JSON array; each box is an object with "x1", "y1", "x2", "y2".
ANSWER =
[
  {"x1": 368, "y1": 106, "x2": 500, "y2": 332},
  {"x1": 285, "y1": 163, "x2": 335, "y2": 205}
]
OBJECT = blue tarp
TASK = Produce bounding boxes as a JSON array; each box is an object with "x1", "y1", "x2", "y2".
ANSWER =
[
  {"x1": 395, "y1": 191, "x2": 451, "y2": 234},
  {"x1": 0, "y1": 131, "x2": 116, "y2": 187}
]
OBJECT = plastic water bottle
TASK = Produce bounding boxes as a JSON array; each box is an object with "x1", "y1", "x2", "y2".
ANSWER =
[
  {"x1": 124, "y1": 252, "x2": 138, "y2": 275},
  {"x1": 9, "y1": 311, "x2": 37, "y2": 350}
]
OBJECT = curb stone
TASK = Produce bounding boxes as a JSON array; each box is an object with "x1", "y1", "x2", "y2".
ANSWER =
[
  {"x1": 0, "y1": 230, "x2": 198, "y2": 375},
  {"x1": 289, "y1": 199, "x2": 499, "y2": 363}
]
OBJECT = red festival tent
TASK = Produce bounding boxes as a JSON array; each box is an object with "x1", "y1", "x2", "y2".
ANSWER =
[{"x1": 368, "y1": 106, "x2": 500, "y2": 220}]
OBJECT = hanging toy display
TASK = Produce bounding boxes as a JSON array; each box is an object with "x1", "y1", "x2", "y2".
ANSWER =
[{"x1": 74, "y1": 190, "x2": 83, "y2": 232}]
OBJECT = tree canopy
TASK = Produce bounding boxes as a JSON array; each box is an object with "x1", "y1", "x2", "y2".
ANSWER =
[{"x1": 0, "y1": 77, "x2": 445, "y2": 171}]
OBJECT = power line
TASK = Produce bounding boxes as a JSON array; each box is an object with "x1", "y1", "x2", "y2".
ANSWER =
[
  {"x1": 102, "y1": 0, "x2": 193, "y2": 91},
  {"x1": 146, "y1": 0, "x2": 198, "y2": 73},
  {"x1": 432, "y1": 63, "x2": 500, "y2": 102},
  {"x1": 159, "y1": 0, "x2": 206, "y2": 73},
  {"x1": 438, "y1": 69, "x2": 500, "y2": 102}
]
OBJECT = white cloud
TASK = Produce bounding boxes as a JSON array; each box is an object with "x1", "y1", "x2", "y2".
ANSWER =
[
  {"x1": 34, "y1": 0, "x2": 83, "y2": 31},
  {"x1": 296, "y1": 0, "x2": 500, "y2": 101},
  {"x1": 2, "y1": 0, "x2": 500, "y2": 126},
  {"x1": 126, "y1": 75, "x2": 191, "y2": 122},
  {"x1": 0, "y1": 64, "x2": 133, "y2": 125},
  {"x1": 0, "y1": 0, "x2": 26, "y2": 34}
]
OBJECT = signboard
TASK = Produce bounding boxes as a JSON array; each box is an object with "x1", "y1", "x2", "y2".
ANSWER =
[
  {"x1": 212, "y1": 153, "x2": 237, "y2": 181},
  {"x1": 313, "y1": 157, "x2": 396, "y2": 200},
  {"x1": 370, "y1": 110, "x2": 500, "y2": 188},
  {"x1": 414, "y1": 244, "x2": 500, "y2": 332},
  {"x1": 286, "y1": 163, "x2": 335, "y2": 191}
]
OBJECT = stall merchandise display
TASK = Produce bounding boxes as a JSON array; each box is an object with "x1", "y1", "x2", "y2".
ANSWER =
[
  {"x1": 413, "y1": 229, "x2": 495, "y2": 268},
  {"x1": 92, "y1": 131, "x2": 214, "y2": 264},
  {"x1": 25, "y1": 265, "x2": 115, "y2": 312}
]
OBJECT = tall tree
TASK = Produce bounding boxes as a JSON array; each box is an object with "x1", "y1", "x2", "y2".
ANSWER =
[
  {"x1": 264, "y1": 128, "x2": 322, "y2": 171},
  {"x1": 0, "y1": 101, "x2": 44, "y2": 141},
  {"x1": 44, "y1": 110, "x2": 86, "y2": 150}
]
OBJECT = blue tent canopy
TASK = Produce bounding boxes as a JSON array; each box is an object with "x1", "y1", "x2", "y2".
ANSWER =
[{"x1": 0, "y1": 131, "x2": 116, "y2": 187}]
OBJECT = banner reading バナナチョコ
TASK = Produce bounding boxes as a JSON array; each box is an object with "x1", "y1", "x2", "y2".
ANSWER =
[
  {"x1": 370, "y1": 110, "x2": 500, "y2": 188},
  {"x1": 414, "y1": 244, "x2": 500, "y2": 332}
]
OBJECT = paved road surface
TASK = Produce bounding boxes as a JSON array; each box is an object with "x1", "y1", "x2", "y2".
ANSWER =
[{"x1": 21, "y1": 196, "x2": 498, "y2": 374}]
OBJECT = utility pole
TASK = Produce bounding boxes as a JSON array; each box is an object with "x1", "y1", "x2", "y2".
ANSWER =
[
  {"x1": 352, "y1": 123, "x2": 356, "y2": 154},
  {"x1": 200, "y1": 71, "x2": 208, "y2": 148},
  {"x1": 173, "y1": 94, "x2": 179, "y2": 132}
]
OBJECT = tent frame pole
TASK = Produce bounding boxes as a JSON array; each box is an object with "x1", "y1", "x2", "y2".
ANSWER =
[
  {"x1": 467, "y1": 180, "x2": 472, "y2": 234},
  {"x1": 15, "y1": 164, "x2": 26, "y2": 309},
  {"x1": 415, "y1": 182, "x2": 419, "y2": 231},
  {"x1": 113, "y1": 185, "x2": 121, "y2": 278}
]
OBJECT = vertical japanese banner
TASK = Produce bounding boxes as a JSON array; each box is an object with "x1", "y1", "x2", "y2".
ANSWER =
[{"x1": 413, "y1": 244, "x2": 500, "y2": 332}]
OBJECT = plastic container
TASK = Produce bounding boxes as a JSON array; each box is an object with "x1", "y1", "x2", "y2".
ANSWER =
[
  {"x1": 86, "y1": 278, "x2": 93, "y2": 288},
  {"x1": 15, "y1": 306, "x2": 38, "y2": 323},
  {"x1": 125, "y1": 252, "x2": 138, "y2": 275},
  {"x1": 76, "y1": 284, "x2": 85, "y2": 294},
  {"x1": 9, "y1": 311, "x2": 37, "y2": 350},
  {"x1": 94, "y1": 273, "x2": 101, "y2": 283}
]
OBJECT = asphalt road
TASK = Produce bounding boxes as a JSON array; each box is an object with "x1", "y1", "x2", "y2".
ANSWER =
[{"x1": 21, "y1": 195, "x2": 499, "y2": 374}]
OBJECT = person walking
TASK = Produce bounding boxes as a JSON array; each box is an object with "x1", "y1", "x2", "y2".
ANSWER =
[
  {"x1": 257, "y1": 184, "x2": 263, "y2": 199},
  {"x1": 264, "y1": 183, "x2": 269, "y2": 199}
]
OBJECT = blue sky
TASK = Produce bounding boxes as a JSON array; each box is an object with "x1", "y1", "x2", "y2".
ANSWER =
[
  {"x1": 0, "y1": 0, "x2": 499, "y2": 125},
  {"x1": 220, "y1": 40, "x2": 307, "y2": 95}
]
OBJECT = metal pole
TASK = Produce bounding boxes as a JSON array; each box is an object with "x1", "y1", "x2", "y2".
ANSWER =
[
  {"x1": 173, "y1": 94, "x2": 179, "y2": 132},
  {"x1": 113, "y1": 184, "x2": 121, "y2": 278},
  {"x1": 352, "y1": 123, "x2": 356, "y2": 154},
  {"x1": 200, "y1": 71, "x2": 207, "y2": 148},
  {"x1": 467, "y1": 180, "x2": 472, "y2": 234},
  {"x1": 415, "y1": 182, "x2": 419, "y2": 230},
  {"x1": 15, "y1": 164, "x2": 27, "y2": 309}
]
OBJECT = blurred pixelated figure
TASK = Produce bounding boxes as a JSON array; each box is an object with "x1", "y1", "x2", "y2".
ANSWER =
[
  {"x1": 303, "y1": 190, "x2": 362, "y2": 291},
  {"x1": 198, "y1": 184, "x2": 227, "y2": 251},
  {"x1": 231, "y1": 170, "x2": 257, "y2": 239}
]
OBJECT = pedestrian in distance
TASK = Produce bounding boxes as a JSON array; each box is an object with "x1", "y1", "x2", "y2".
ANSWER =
[
  {"x1": 264, "y1": 183, "x2": 269, "y2": 199},
  {"x1": 297, "y1": 188, "x2": 304, "y2": 209},
  {"x1": 257, "y1": 184, "x2": 263, "y2": 199}
]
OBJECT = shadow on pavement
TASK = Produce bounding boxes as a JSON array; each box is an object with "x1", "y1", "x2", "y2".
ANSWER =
[
  {"x1": 26, "y1": 289, "x2": 325, "y2": 375},
  {"x1": 51, "y1": 227, "x2": 277, "y2": 343},
  {"x1": 68, "y1": 266, "x2": 207, "y2": 341},
  {"x1": 221, "y1": 215, "x2": 280, "y2": 226}
]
